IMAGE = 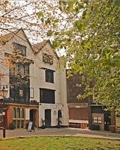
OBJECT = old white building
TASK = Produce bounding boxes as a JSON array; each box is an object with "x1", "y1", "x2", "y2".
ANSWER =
[{"x1": 0, "y1": 29, "x2": 68, "y2": 129}]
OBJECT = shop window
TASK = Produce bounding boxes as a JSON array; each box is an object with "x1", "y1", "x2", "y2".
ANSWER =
[
  {"x1": 12, "y1": 108, "x2": 16, "y2": 118},
  {"x1": 16, "y1": 108, "x2": 20, "y2": 118},
  {"x1": 17, "y1": 120, "x2": 20, "y2": 128},
  {"x1": 98, "y1": 117, "x2": 102, "y2": 124},
  {"x1": 13, "y1": 120, "x2": 16, "y2": 128},
  {"x1": 21, "y1": 120, "x2": 24, "y2": 128},
  {"x1": 93, "y1": 116, "x2": 102, "y2": 124},
  {"x1": 21, "y1": 108, "x2": 24, "y2": 118},
  {"x1": 12, "y1": 107, "x2": 25, "y2": 128}
]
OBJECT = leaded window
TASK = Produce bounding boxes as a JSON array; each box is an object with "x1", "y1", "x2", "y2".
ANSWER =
[{"x1": 13, "y1": 42, "x2": 26, "y2": 56}]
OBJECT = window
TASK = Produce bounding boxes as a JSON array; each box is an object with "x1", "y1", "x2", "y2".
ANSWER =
[
  {"x1": 21, "y1": 109, "x2": 24, "y2": 118},
  {"x1": 98, "y1": 117, "x2": 102, "y2": 124},
  {"x1": 30, "y1": 88, "x2": 34, "y2": 98},
  {"x1": 12, "y1": 107, "x2": 25, "y2": 128},
  {"x1": 40, "y1": 89, "x2": 55, "y2": 104},
  {"x1": 93, "y1": 116, "x2": 102, "y2": 124},
  {"x1": 45, "y1": 69, "x2": 54, "y2": 83},
  {"x1": 10, "y1": 85, "x2": 30, "y2": 103},
  {"x1": 19, "y1": 89, "x2": 24, "y2": 97},
  {"x1": 13, "y1": 42, "x2": 26, "y2": 56},
  {"x1": 16, "y1": 108, "x2": 20, "y2": 118},
  {"x1": 12, "y1": 108, "x2": 16, "y2": 118}
]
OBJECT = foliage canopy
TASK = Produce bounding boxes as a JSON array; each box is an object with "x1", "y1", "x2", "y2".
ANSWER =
[
  {"x1": 53, "y1": 0, "x2": 120, "y2": 112},
  {"x1": 0, "y1": 0, "x2": 120, "y2": 112}
]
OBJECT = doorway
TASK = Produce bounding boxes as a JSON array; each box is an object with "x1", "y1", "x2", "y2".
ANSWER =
[
  {"x1": 104, "y1": 112, "x2": 111, "y2": 131},
  {"x1": 45, "y1": 109, "x2": 51, "y2": 128},
  {"x1": 30, "y1": 109, "x2": 36, "y2": 123}
]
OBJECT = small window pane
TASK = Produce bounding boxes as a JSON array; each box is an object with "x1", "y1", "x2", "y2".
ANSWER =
[
  {"x1": 21, "y1": 109, "x2": 24, "y2": 118},
  {"x1": 21, "y1": 120, "x2": 24, "y2": 128},
  {"x1": 16, "y1": 108, "x2": 20, "y2": 118},
  {"x1": 13, "y1": 120, "x2": 16, "y2": 128},
  {"x1": 12, "y1": 108, "x2": 16, "y2": 118},
  {"x1": 17, "y1": 120, "x2": 20, "y2": 128},
  {"x1": 45, "y1": 69, "x2": 54, "y2": 83}
]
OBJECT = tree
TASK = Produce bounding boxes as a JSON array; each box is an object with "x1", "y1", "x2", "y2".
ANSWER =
[
  {"x1": 53, "y1": 0, "x2": 120, "y2": 113},
  {"x1": 0, "y1": 0, "x2": 70, "y2": 43},
  {"x1": 0, "y1": 0, "x2": 120, "y2": 113}
]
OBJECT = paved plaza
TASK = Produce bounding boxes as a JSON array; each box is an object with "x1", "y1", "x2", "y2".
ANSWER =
[{"x1": 0, "y1": 128, "x2": 120, "y2": 139}]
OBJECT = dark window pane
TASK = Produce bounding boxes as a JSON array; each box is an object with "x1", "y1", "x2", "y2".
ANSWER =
[
  {"x1": 10, "y1": 85, "x2": 15, "y2": 99},
  {"x1": 21, "y1": 120, "x2": 24, "y2": 128},
  {"x1": 16, "y1": 108, "x2": 20, "y2": 118},
  {"x1": 17, "y1": 120, "x2": 20, "y2": 128},
  {"x1": 24, "y1": 64, "x2": 29, "y2": 75},
  {"x1": 45, "y1": 69, "x2": 54, "y2": 83},
  {"x1": 9, "y1": 63, "x2": 30, "y2": 103},
  {"x1": 40, "y1": 89, "x2": 55, "y2": 104},
  {"x1": 12, "y1": 108, "x2": 16, "y2": 118},
  {"x1": 21, "y1": 109, "x2": 24, "y2": 118}
]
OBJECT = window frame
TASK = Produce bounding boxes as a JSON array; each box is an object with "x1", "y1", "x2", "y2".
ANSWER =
[
  {"x1": 13, "y1": 42, "x2": 26, "y2": 56},
  {"x1": 93, "y1": 116, "x2": 102, "y2": 124},
  {"x1": 45, "y1": 69, "x2": 54, "y2": 83},
  {"x1": 40, "y1": 88, "x2": 55, "y2": 104}
]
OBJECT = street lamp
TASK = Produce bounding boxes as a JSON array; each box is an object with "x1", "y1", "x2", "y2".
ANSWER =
[{"x1": 0, "y1": 85, "x2": 8, "y2": 138}]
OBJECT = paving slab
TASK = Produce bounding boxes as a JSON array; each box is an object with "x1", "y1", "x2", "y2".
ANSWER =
[{"x1": 0, "y1": 128, "x2": 120, "y2": 140}]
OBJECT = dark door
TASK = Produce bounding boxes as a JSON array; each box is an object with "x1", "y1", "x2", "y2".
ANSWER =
[
  {"x1": 45, "y1": 109, "x2": 51, "y2": 128},
  {"x1": 30, "y1": 109, "x2": 36, "y2": 130},
  {"x1": 30, "y1": 109, "x2": 36, "y2": 122},
  {"x1": 104, "y1": 112, "x2": 111, "y2": 131}
]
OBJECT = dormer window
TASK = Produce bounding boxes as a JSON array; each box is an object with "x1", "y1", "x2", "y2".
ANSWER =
[{"x1": 13, "y1": 42, "x2": 26, "y2": 56}]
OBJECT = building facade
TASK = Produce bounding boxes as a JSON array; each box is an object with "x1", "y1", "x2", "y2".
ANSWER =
[
  {"x1": 0, "y1": 29, "x2": 68, "y2": 129},
  {"x1": 67, "y1": 72, "x2": 111, "y2": 131}
]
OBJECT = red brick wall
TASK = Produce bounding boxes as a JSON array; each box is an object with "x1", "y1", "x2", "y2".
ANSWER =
[
  {"x1": 6, "y1": 104, "x2": 39, "y2": 129},
  {"x1": 66, "y1": 72, "x2": 92, "y2": 104},
  {"x1": 6, "y1": 106, "x2": 13, "y2": 128},
  {"x1": 69, "y1": 107, "x2": 89, "y2": 120}
]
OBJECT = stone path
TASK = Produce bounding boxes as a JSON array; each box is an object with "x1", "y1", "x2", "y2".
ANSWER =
[{"x1": 0, "y1": 128, "x2": 120, "y2": 139}]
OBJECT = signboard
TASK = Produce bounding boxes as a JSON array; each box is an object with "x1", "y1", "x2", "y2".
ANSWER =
[{"x1": 28, "y1": 121, "x2": 33, "y2": 132}]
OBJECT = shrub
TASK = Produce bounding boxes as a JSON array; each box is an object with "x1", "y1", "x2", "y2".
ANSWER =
[{"x1": 9, "y1": 122, "x2": 16, "y2": 130}]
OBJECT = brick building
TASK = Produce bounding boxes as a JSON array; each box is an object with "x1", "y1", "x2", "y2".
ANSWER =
[{"x1": 67, "y1": 72, "x2": 111, "y2": 131}]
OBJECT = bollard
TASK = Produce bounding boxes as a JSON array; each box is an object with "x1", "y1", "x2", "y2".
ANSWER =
[{"x1": 3, "y1": 128, "x2": 6, "y2": 138}]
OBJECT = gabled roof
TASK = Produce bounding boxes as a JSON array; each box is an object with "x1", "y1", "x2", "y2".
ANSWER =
[
  {"x1": 0, "y1": 29, "x2": 19, "y2": 45},
  {"x1": 33, "y1": 40, "x2": 48, "y2": 54},
  {"x1": 0, "y1": 28, "x2": 34, "y2": 53},
  {"x1": 33, "y1": 40, "x2": 59, "y2": 60}
]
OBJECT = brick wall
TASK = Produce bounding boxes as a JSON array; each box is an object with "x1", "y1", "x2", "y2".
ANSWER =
[
  {"x1": 6, "y1": 103, "x2": 39, "y2": 129},
  {"x1": 67, "y1": 72, "x2": 91, "y2": 103},
  {"x1": 69, "y1": 107, "x2": 89, "y2": 120}
]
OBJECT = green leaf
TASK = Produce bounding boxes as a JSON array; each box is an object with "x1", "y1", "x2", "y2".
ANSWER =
[
  {"x1": 74, "y1": 21, "x2": 83, "y2": 31},
  {"x1": 37, "y1": 11, "x2": 43, "y2": 18},
  {"x1": 45, "y1": 18, "x2": 51, "y2": 24},
  {"x1": 47, "y1": 30, "x2": 53, "y2": 36}
]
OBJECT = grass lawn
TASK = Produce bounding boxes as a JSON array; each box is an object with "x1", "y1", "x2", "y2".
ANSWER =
[{"x1": 0, "y1": 136, "x2": 120, "y2": 150}]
